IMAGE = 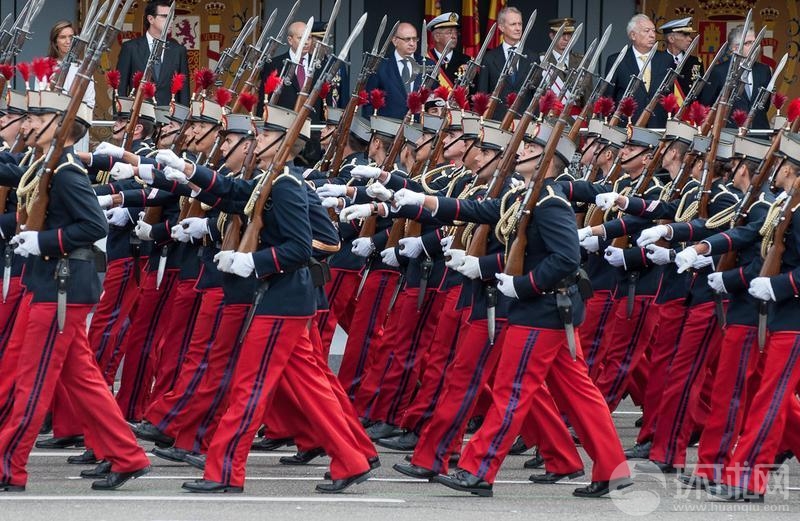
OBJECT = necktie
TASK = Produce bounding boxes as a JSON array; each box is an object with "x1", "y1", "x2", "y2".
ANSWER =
[
  {"x1": 297, "y1": 61, "x2": 306, "y2": 87},
  {"x1": 508, "y1": 46, "x2": 517, "y2": 83},
  {"x1": 639, "y1": 54, "x2": 651, "y2": 91},
  {"x1": 150, "y1": 40, "x2": 161, "y2": 82},
  {"x1": 401, "y1": 59, "x2": 411, "y2": 91}
]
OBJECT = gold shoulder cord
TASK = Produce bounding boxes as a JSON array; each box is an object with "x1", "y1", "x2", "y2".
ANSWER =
[
  {"x1": 495, "y1": 185, "x2": 526, "y2": 247},
  {"x1": 674, "y1": 187, "x2": 699, "y2": 223},
  {"x1": 759, "y1": 197, "x2": 788, "y2": 259},
  {"x1": 455, "y1": 182, "x2": 487, "y2": 250},
  {"x1": 16, "y1": 157, "x2": 44, "y2": 215}
]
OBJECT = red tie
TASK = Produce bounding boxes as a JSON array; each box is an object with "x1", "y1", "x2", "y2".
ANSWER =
[{"x1": 297, "y1": 62, "x2": 306, "y2": 86}]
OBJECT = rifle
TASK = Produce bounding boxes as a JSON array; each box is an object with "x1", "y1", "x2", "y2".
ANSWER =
[
  {"x1": 742, "y1": 52, "x2": 787, "y2": 132},
  {"x1": 229, "y1": 10, "x2": 279, "y2": 105},
  {"x1": 757, "y1": 175, "x2": 800, "y2": 347},
  {"x1": 237, "y1": 14, "x2": 366, "y2": 256},
  {"x1": 121, "y1": 4, "x2": 174, "y2": 152},
  {"x1": 52, "y1": 1, "x2": 108, "y2": 91},
  {"x1": 294, "y1": 0, "x2": 341, "y2": 114},
  {"x1": 25, "y1": 0, "x2": 133, "y2": 234},
  {"x1": 674, "y1": 43, "x2": 728, "y2": 120},
  {"x1": 636, "y1": 35, "x2": 699, "y2": 127},
  {"x1": 484, "y1": 10, "x2": 537, "y2": 120},
  {"x1": 270, "y1": 18, "x2": 313, "y2": 106}
]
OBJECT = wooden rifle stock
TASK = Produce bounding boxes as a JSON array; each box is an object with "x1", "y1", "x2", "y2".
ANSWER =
[{"x1": 760, "y1": 176, "x2": 800, "y2": 277}]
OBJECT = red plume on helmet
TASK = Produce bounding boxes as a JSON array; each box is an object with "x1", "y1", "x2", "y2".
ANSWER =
[
  {"x1": 0, "y1": 64, "x2": 14, "y2": 81},
  {"x1": 680, "y1": 101, "x2": 708, "y2": 127},
  {"x1": 592, "y1": 96, "x2": 614, "y2": 118},
  {"x1": 618, "y1": 96, "x2": 638, "y2": 121},
  {"x1": 131, "y1": 71, "x2": 144, "y2": 94},
  {"x1": 319, "y1": 81, "x2": 331, "y2": 101},
  {"x1": 264, "y1": 70, "x2": 280, "y2": 96},
  {"x1": 773, "y1": 92, "x2": 788, "y2": 113},
  {"x1": 470, "y1": 92, "x2": 489, "y2": 115},
  {"x1": 170, "y1": 72, "x2": 185, "y2": 97},
  {"x1": 31, "y1": 57, "x2": 54, "y2": 85},
  {"x1": 237, "y1": 91, "x2": 258, "y2": 115},
  {"x1": 434, "y1": 85, "x2": 450, "y2": 101},
  {"x1": 505, "y1": 92, "x2": 517, "y2": 108},
  {"x1": 193, "y1": 68, "x2": 216, "y2": 96},
  {"x1": 730, "y1": 108, "x2": 748, "y2": 128},
  {"x1": 214, "y1": 87, "x2": 233, "y2": 108},
  {"x1": 407, "y1": 91, "x2": 424, "y2": 114},
  {"x1": 660, "y1": 93, "x2": 679, "y2": 117},
  {"x1": 356, "y1": 89, "x2": 369, "y2": 106},
  {"x1": 452, "y1": 86, "x2": 469, "y2": 110},
  {"x1": 141, "y1": 81, "x2": 157, "y2": 100},
  {"x1": 17, "y1": 62, "x2": 31, "y2": 87},
  {"x1": 369, "y1": 89, "x2": 386, "y2": 114},
  {"x1": 787, "y1": 98, "x2": 800, "y2": 123},
  {"x1": 105, "y1": 69, "x2": 121, "y2": 91},
  {"x1": 538, "y1": 91, "x2": 558, "y2": 117}
]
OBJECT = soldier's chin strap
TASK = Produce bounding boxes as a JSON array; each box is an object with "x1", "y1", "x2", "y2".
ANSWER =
[
  {"x1": 220, "y1": 135, "x2": 251, "y2": 166},
  {"x1": 620, "y1": 146, "x2": 650, "y2": 167},
  {"x1": 475, "y1": 150, "x2": 503, "y2": 178},
  {"x1": 0, "y1": 114, "x2": 25, "y2": 132},
  {"x1": 516, "y1": 151, "x2": 542, "y2": 167},
  {"x1": 253, "y1": 133, "x2": 282, "y2": 160},
  {"x1": 195, "y1": 123, "x2": 221, "y2": 149},
  {"x1": 34, "y1": 114, "x2": 59, "y2": 141}
]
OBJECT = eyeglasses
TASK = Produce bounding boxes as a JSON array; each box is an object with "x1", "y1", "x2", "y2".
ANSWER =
[
  {"x1": 154, "y1": 13, "x2": 169, "y2": 18},
  {"x1": 394, "y1": 36, "x2": 419, "y2": 43}
]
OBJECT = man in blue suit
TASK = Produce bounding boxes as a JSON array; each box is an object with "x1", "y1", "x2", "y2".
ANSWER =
[{"x1": 364, "y1": 22, "x2": 427, "y2": 119}]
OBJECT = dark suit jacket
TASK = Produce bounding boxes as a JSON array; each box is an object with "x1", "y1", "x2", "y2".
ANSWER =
[
  {"x1": 605, "y1": 47, "x2": 673, "y2": 128},
  {"x1": 476, "y1": 45, "x2": 533, "y2": 121},
  {"x1": 256, "y1": 52, "x2": 349, "y2": 123},
  {"x1": 116, "y1": 36, "x2": 190, "y2": 105},
  {"x1": 363, "y1": 52, "x2": 432, "y2": 119},
  {"x1": 698, "y1": 58, "x2": 771, "y2": 130}
]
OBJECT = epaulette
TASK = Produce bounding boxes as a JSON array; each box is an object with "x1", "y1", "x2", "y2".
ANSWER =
[
  {"x1": 710, "y1": 184, "x2": 738, "y2": 204},
  {"x1": 274, "y1": 170, "x2": 302, "y2": 186},
  {"x1": 536, "y1": 185, "x2": 570, "y2": 207},
  {"x1": 390, "y1": 167, "x2": 409, "y2": 178},
  {"x1": 751, "y1": 192, "x2": 773, "y2": 210},
  {"x1": 145, "y1": 149, "x2": 159, "y2": 159},
  {"x1": 304, "y1": 180, "x2": 316, "y2": 191},
  {"x1": 134, "y1": 144, "x2": 152, "y2": 156},
  {"x1": 55, "y1": 153, "x2": 88, "y2": 175}
]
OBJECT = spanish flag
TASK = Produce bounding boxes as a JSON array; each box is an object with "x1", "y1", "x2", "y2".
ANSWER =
[
  {"x1": 487, "y1": 0, "x2": 506, "y2": 48},
  {"x1": 462, "y1": 0, "x2": 480, "y2": 58},
  {"x1": 425, "y1": 0, "x2": 441, "y2": 23}
]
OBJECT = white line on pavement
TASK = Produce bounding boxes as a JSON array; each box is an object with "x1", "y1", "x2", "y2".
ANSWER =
[
  {"x1": 0, "y1": 495, "x2": 405, "y2": 503},
  {"x1": 29, "y1": 452, "x2": 293, "y2": 458}
]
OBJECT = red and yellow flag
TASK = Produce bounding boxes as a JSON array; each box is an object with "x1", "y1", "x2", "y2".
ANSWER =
[
  {"x1": 462, "y1": 0, "x2": 480, "y2": 58},
  {"x1": 425, "y1": 0, "x2": 441, "y2": 23},
  {"x1": 487, "y1": 0, "x2": 506, "y2": 48}
]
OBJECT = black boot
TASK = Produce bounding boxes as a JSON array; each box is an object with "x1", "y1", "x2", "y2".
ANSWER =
[{"x1": 433, "y1": 468, "x2": 493, "y2": 497}]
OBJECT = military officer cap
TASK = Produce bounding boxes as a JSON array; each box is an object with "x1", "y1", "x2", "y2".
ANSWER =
[
  {"x1": 154, "y1": 105, "x2": 171, "y2": 125},
  {"x1": 732, "y1": 134, "x2": 768, "y2": 161},
  {"x1": 659, "y1": 17, "x2": 696, "y2": 35},
  {"x1": 189, "y1": 98, "x2": 227, "y2": 125},
  {"x1": 461, "y1": 115, "x2": 500, "y2": 140},
  {"x1": 428, "y1": 12, "x2": 460, "y2": 31},
  {"x1": 601, "y1": 123, "x2": 627, "y2": 149},
  {"x1": 311, "y1": 21, "x2": 328, "y2": 38},
  {"x1": 371, "y1": 115, "x2": 403, "y2": 139},
  {"x1": 717, "y1": 137, "x2": 734, "y2": 161},
  {"x1": 403, "y1": 122, "x2": 423, "y2": 147},
  {"x1": 524, "y1": 119, "x2": 576, "y2": 163},
  {"x1": 776, "y1": 131, "x2": 800, "y2": 165},
  {"x1": 772, "y1": 114, "x2": 788, "y2": 131},
  {"x1": 325, "y1": 106, "x2": 343, "y2": 126},
  {"x1": 351, "y1": 116, "x2": 372, "y2": 144},
  {"x1": 167, "y1": 102, "x2": 190, "y2": 124},
  {"x1": 113, "y1": 97, "x2": 156, "y2": 123},
  {"x1": 548, "y1": 17, "x2": 576, "y2": 34},
  {"x1": 478, "y1": 124, "x2": 513, "y2": 151},
  {"x1": 449, "y1": 110, "x2": 463, "y2": 131},
  {"x1": 261, "y1": 103, "x2": 311, "y2": 141},
  {"x1": 586, "y1": 118, "x2": 605, "y2": 139},
  {"x1": 28, "y1": 90, "x2": 92, "y2": 128},
  {"x1": 4, "y1": 90, "x2": 27, "y2": 116},
  {"x1": 222, "y1": 113, "x2": 257, "y2": 136},
  {"x1": 624, "y1": 126, "x2": 660, "y2": 149},
  {"x1": 662, "y1": 119, "x2": 696, "y2": 145},
  {"x1": 422, "y1": 113, "x2": 448, "y2": 134}
]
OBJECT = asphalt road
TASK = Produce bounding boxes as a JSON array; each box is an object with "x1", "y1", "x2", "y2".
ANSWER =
[{"x1": 1, "y1": 401, "x2": 798, "y2": 521}]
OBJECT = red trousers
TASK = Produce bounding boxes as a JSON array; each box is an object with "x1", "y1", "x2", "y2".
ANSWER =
[
  {"x1": 358, "y1": 288, "x2": 442, "y2": 424},
  {"x1": 337, "y1": 269, "x2": 399, "y2": 399},
  {"x1": 649, "y1": 302, "x2": 723, "y2": 466},
  {"x1": 580, "y1": 290, "x2": 617, "y2": 378},
  {"x1": 636, "y1": 300, "x2": 689, "y2": 443},
  {"x1": 400, "y1": 288, "x2": 464, "y2": 433},
  {"x1": 263, "y1": 314, "x2": 376, "y2": 459},
  {"x1": 411, "y1": 320, "x2": 505, "y2": 474},
  {"x1": 694, "y1": 325, "x2": 762, "y2": 482},
  {"x1": 90, "y1": 258, "x2": 140, "y2": 385},
  {"x1": 149, "y1": 279, "x2": 203, "y2": 403},
  {"x1": 0, "y1": 292, "x2": 33, "y2": 428},
  {"x1": 0, "y1": 303, "x2": 149, "y2": 486},
  {"x1": 318, "y1": 268, "x2": 359, "y2": 351},
  {"x1": 723, "y1": 331, "x2": 800, "y2": 494},
  {"x1": 144, "y1": 288, "x2": 225, "y2": 432},
  {"x1": 458, "y1": 325, "x2": 628, "y2": 484},
  {"x1": 169, "y1": 303, "x2": 249, "y2": 454},
  {"x1": 204, "y1": 315, "x2": 369, "y2": 487},
  {"x1": 116, "y1": 269, "x2": 179, "y2": 420},
  {"x1": 0, "y1": 277, "x2": 24, "y2": 356},
  {"x1": 595, "y1": 295, "x2": 658, "y2": 410}
]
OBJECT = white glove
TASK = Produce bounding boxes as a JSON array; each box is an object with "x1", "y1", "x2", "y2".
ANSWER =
[
  {"x1": 580, "y1": 235, "x2": 600, "y2": 253},
  {"x1": 350, "y1": 165, "x2": 382, "y2": 180},
  {"x1": 380, "y1": 247, "x2": 400, "y2": 267},
  {"x1": 398, "y1": 237, "x2": 424, "y2": 258},
  {"x1": 164, "y1": 165, "x2": 188, "y2": 184},
  {"x1": 95, "y1": 141, "x2": 125, "y2": 159},
  {"x1": 316, "y1": 183, "x2": 347, "y2": 198},
  {"x1": 707, "y1": 272, "x2": 727, "y2": 294},
  {"x1": 214, "y1": 250, "x2": 235, "y2": 272},
  {"x1": 106, "y1": 207, "x2": 132, "y2": 227},
  {"x1": 340, "y1": 204, "x2": 373, "y2": 222},
  {"x1": 156, "y1": 149, "x2": 187, "y2": 171},
  {"x1": 392, "y1": 188, "x2": 426, "y2": 207},
  {"x1": 351, "y1": 237, "x2": 374, "y2": 257},
  {"x1": 495, "y1": 272, "x2": 519, "y2": 299},
  {"x1": 97, "y1": 195, "x2": 114, "y2": 209},
  {"x1": 134, "y1": 219, "x2": 153, "y2": 241},
  {"x1": 510, "y1": 177, "x2": 525, "y2": 190},
  {"x1": 171, "y1": 223, "x2": 191, "y2": 242},
  {"x1": 440, "y1": 235, "x2": 453, "y2": 253},
  {"x1": 692, "y1": 254, "x2": 713, "y2": 270},
  {"x1": 577, "y1": 226, "x2": 593, "y2": 242},
  {"x1": 12, "y1": 231, "x2": 40, "y2": 257},
  {"x1": 366, "y1": 182, "x2": 393, "y2": 202},
  {"x1": 180, "y1": 217, "x2": 209, "y2": 240},
  {"x1": 138, "y1": 163, "x2": 154, "y2": 184},
  {"x1": 637, "y1": 225, "x2": 669, "y2": 247},
  {"x1": 674, "y1": 247, "x2": 698, "y2": 273},
  {"x1": 445, "y1": 249, "x2": 466, "y2": 269},
  {"x1": 109, "y1": 162, "x2": 135, "y2": 180},
  {"x1": 595, "y1": 192, "x2": 619, "y2": 211},
  {"x1": 456, "y1": 255, "x2": 482, "y2": 279},
  {"x1": 748, "y1": 277, "x2": 776, "y2": 302},
  {"x1": 229, "y1": 252, "x2": 255, "y2": 278},
  {"x1": 321, "y1": 197, "x2": 341, "y2": 209},
  {"x1": 604, "y1": 245, "x2": 626, "y2": 268},
  {"x1": 645, "y1": 244, "x2": 673, "y2": 265}
]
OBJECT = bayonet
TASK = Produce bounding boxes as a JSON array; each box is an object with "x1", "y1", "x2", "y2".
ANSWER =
[
  {"x1": 229, "y1": 8, "x2": 277, "y2": 92},
  {"x1": 517, "y1": 9, "x2": 537, "y2": 56},
  {"x1": 420, "y1": 20, "x2": 427, "y2": 71},
  {"x1": 371, "y1": 15, "x2": 388, "y2": 56},
  {"x1": 588, "y1": 24, "x2": 613, "y2": 75},
  {"x1": 454, "y1": 23, "x2": 496, "y2": 92}
]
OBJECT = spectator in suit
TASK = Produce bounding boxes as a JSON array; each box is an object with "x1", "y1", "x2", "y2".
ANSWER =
[
  {"x1": 426, "y1": 12, "x2": 472, "y2": 91},
  {"x1": 116, "y1": 0, "x2": 190, "y2": 105},
  {"x1": 476, "y1": 6, "x2": 532, "y2": 121},
  {"x1": 604, "y1": 14, "x2": 672, "y2": 128},
  {"x1": 699, "y1": 24, "x2": 771, "y2": 130},
  {"x1": 363, "y1": 22, "x2": 428, "y2": 119},
  {"x1": 540, "y1": 17, "x2": 591, "y2": 107},
  {"x1": 659, "y1": 17, "x2": 703, "y2": 97}
]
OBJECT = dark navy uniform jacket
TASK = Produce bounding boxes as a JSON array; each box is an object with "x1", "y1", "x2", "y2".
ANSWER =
[
  {"x1": 768, "y1": 203, "x2": 800, "y2": 332},
  {"x1": 0, "y1": 148, "x2": 34, "y2": 278}
]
